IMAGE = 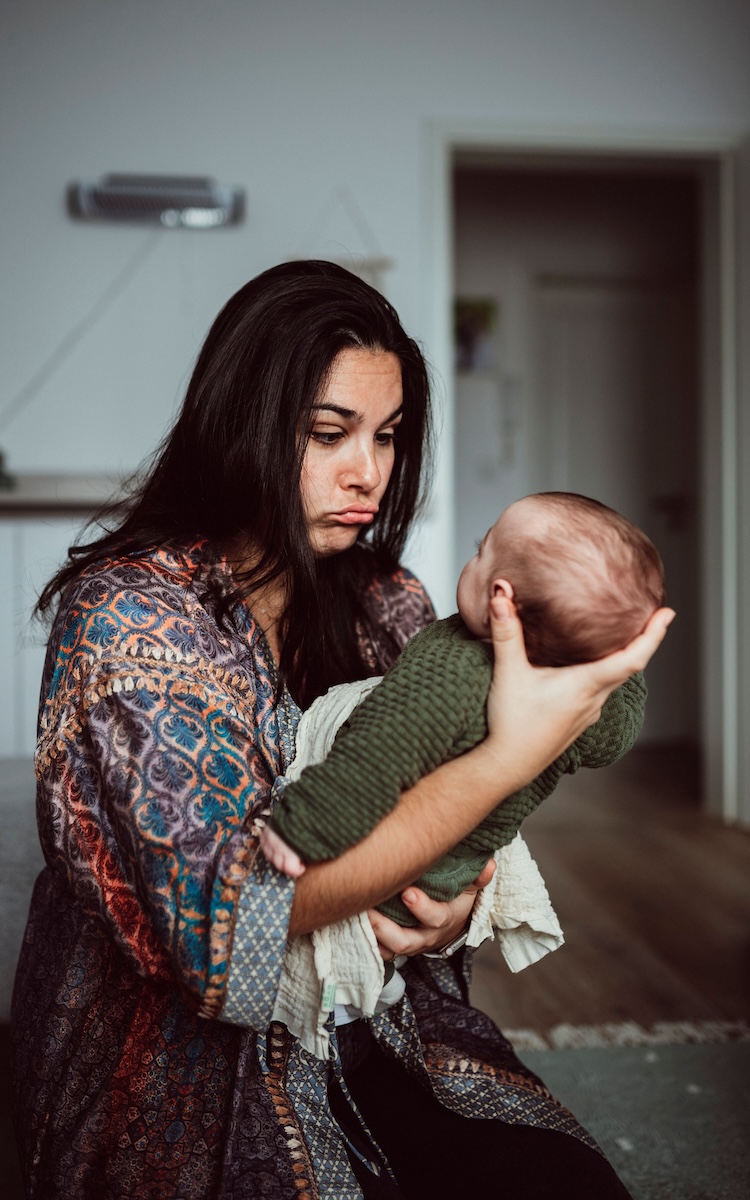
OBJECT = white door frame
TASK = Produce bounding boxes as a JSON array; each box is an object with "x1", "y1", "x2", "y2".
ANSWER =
[{"x1": 420, "y1": 120, "x2": 747, "y2": 823}]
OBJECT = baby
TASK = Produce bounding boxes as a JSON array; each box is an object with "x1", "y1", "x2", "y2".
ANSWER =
[{"x1": 262, "y1": 491, "x2": 665, "y2": 924}]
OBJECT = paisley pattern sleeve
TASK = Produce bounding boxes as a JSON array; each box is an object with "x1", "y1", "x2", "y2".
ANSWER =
[
  {"x1": 13, "y1": 552, "x2": 606, "y2": 1199},
  {"x1": 35, "y1": 556, "x2": 295, "y2": 1025},
  {"x1": 362, "y1": 565, "x2": 437, "y2": 670}
]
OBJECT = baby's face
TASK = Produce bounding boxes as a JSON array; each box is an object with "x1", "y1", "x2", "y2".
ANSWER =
[
  {"x1": 456, "y1": 499, "x2": 540, "y2": 638},
  {"x1": 456, "y1": 514, "x2": 508, "y2": 639}
]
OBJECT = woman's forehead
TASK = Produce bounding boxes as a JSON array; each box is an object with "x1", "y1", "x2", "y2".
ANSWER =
[{"x1": 320, "y1": 348, "x2": 402, "y2": 416}]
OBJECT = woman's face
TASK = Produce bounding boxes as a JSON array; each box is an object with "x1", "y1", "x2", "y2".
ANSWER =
[{"x1": 301, "y1": 347, "x2": 403, "y2": 556}]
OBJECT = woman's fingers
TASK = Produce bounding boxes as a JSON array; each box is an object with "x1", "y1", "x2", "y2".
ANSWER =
[
  {"x1": 487, "y1": 586, "x2": 529, "y2": 664},
  {"x1": 489, "y1": 591, "x2": 674, "y2": 693},
  {"x1": 561, "y1": 607, "x2": 675, "y2": 734},
  {"x1": 368, "y1": 884, "x2": 476, "y2": 958},
  {"x1": 468, "y1": 858, "x2": 496, "y2": 892},
  {"x1": 588, "y1": 607, "x2": 676, "y2": 689},
  {"x1": 366, "y1": 908, "x2": 417, "y2": 958},
  {"x1": 483, "y1": 587, "x2": 675, "y2": 788},
  {"x1": 259, "y1": 826, "x2": 307, "y2": 877},
  {"x1": 367, "y1": 861, "x2": 501, "y2": 960},
  {"x1": 399, "y1": 886, "x2": 458, "y2": 929},
  {"x1": 483, "y1": 587, "x2": 575, "y2": 771}
]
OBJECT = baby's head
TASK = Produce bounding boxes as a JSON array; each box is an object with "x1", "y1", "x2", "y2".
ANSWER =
[{"x1": 457, "y1": 492, "x2": 665, "y2": 665}]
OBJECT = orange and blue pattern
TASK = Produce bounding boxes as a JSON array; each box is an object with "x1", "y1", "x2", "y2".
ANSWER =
[{"x1": 12, "y1": 543, "x2": 595, "y2": 1198}]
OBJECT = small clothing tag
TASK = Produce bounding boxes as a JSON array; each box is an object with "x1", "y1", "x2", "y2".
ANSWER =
[{"x1": 321, "y1": 980, "x2": 337, "y2": 1011}]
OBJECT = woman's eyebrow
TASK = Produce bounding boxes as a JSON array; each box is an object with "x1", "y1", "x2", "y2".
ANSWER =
[
  {"x1": 311, "y1": 404, "x2": 404, "y2": 425},
  {"x1": 311, "y1": 403, "x2": 358, "y2": 419}
]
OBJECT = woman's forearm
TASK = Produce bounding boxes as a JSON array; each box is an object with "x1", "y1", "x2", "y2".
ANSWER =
[
  {"x1": 288, "y1": 740, "x2": 517, "y2": 936},
  {"x1": 289, "y1": 598, "x2": 675, "y2": 936}
]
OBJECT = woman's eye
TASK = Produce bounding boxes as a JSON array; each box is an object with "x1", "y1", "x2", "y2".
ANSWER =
[
  {"x1": 310, "y1": 429, "x2": 344, "y2": 446},
  {"x1": 376, "y1": 430, "x2": 397, "y2": 446}
]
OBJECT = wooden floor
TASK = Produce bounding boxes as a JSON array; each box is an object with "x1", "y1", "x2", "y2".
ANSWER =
[{"x1": 470, "y1": 743, "x2": 750, "y2": 1039}]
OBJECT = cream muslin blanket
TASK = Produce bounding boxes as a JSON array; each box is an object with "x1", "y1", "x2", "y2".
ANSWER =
[{"x1": 269, "y1": 677, "x2": 564, "y2": 1059}]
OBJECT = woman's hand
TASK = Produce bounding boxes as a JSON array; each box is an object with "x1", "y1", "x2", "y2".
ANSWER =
[
  {"x1": 367, "y1": 859, "x2": 496, "y2": 959},
  {"x1": 259, "y1": 824, "x2": 307, "y2": 878},
  {"x1": 482, "y1": 586, "x2": 675, "y2": 791},
  {"x1": 290, "y1": 599, "x2": 673, "y2": 938}
]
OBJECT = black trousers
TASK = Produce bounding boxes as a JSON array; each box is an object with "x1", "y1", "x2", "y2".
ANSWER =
[{"x1": 331, "y1": 1020, "x2": 633, "y2": 1200}]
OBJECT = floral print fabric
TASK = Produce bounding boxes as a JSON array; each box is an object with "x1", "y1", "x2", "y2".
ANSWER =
[{"x1": 11, "y1": 542, "x2": 594, "y2": 1199}]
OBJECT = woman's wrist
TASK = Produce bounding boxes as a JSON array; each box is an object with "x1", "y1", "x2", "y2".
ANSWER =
[
  {"x1": 423, "y1": 927, "x2": 470, "y2": 959},
  {"x1": 464, "y1": 738, "x2": 535, "y2": 802}
]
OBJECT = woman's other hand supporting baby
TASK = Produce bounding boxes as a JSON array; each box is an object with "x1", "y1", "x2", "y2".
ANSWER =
[{"x1": 261, "y1": 823, "x2": 307, "y2": 877}]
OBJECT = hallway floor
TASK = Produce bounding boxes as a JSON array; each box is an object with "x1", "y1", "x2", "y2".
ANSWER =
[{"x1": 470, "y1": 743, "x2": 750, "y2": 1044}]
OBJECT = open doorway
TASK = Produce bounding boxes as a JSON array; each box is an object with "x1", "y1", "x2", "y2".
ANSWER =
[{"x1": 452, "y1": 157, "x2": 705, "y2": 750}]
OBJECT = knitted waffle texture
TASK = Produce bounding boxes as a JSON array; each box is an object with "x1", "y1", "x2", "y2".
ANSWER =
[{"x1": 271, "y1": 615, "x2": 647, "y2": 924}]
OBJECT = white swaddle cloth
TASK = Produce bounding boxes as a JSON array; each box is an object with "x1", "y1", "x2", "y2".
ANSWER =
[{"x1": 269, "y1": 677, "x2": 564, "y2": 1060}]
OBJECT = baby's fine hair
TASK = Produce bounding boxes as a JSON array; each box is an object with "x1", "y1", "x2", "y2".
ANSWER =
[{"x1": 502, "y1": 492, "x2": 665, "y2": 666}]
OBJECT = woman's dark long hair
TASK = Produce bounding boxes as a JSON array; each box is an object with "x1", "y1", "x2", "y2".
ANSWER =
[{"x1": 37, "y1": 260, "x2": 433, "y2": 707}]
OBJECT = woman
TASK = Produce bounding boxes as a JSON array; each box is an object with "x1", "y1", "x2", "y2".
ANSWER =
[{"x1": 11, "y1": 261, "x2": 671, "y2": 1199}]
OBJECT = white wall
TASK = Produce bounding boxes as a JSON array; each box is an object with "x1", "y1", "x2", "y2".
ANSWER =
[
  {"x1": 0, "y1": 515, "x2": 88, "y2": 756},
  {"x1": 0, "y1": 0, "x2": 749, "y2": 611}
]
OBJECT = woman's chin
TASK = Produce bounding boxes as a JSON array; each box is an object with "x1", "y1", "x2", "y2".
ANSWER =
[{"x1": 310, "y1": 526, "x2": 361, "y2": 557}]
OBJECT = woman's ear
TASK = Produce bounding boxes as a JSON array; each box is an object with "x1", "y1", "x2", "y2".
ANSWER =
[{"x1": 492, "y1": 578, "x2": 514, "y2": 602}]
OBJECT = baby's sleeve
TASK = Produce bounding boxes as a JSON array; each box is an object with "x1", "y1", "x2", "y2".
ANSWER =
[
  {"x1": 569, "y1": 672, "x2": 647, "y2": 770},
  {"x1": 457, "y1": 673, "x2": 648, "y2": 859},
  {"x1": 269, "y1": 629, "x2": 471, "y2": 862}
]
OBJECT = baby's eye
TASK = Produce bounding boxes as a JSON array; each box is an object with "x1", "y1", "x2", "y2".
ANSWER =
[{"x1": 474, "y1": 538, "x2": 483, "y2": 550}]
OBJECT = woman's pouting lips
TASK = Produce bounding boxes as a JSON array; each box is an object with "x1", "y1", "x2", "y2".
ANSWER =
[{"x1": 331, "y1": 507, "x2": 377, "y2": 525}]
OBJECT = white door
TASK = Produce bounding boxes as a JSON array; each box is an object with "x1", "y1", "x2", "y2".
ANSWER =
[{"x1": 534, "y1": 281, "x2": 699, "y2": 742}]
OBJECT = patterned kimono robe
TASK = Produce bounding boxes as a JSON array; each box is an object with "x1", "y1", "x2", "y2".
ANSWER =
[{"x1": 11, "y1": 542, "x2": 594, "y2": 1199}]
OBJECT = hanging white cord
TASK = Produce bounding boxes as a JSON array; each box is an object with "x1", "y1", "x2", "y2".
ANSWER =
[
  {"x1": 332, "y1": 185, "x2": 383, "y2": 258},
  {"x1": 289, "y1": 184, "x2": 384, "y2": 261},
  {"x1": 0, "y1": 227, "x2": 163, "y2": 435}
]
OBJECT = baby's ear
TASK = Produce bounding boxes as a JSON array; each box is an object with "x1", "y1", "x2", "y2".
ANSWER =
[{"x1": 491, "y1": 578, "x2": 514, "y2": 602}]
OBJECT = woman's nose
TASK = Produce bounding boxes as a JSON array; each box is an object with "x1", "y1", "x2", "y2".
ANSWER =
[{"x1": 344, "y1": 441, "x2": 381, "y2": 492}]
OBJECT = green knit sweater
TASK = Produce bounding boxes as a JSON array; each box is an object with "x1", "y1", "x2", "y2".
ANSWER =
[{"x1": 271, "y1": 614, "x2": 646, "y2": 924}]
